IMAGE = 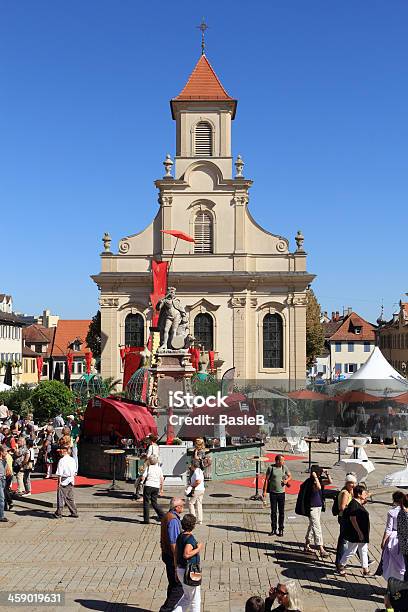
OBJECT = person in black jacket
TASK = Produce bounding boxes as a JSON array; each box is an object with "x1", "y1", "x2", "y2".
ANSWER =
[
  {"x1": 337, "y1": 485, "x2": 371, "y2": 576},
  {"x1": 295, "y1": 465, "x2": 332, "y2": 557}
]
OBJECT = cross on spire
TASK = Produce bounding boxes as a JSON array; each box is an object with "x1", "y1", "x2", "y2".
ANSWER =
[{"x1": 197, "y1": 18, "x2": 208, "y2": 55}]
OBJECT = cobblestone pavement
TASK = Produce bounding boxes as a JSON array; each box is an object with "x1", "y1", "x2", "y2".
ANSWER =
[{"x1": 0, "y1": 442, "x2": 402, "y2": 611}]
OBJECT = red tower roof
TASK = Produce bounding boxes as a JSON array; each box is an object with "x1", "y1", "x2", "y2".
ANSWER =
[{"x1": 171, "y1": 55, "x2": 237, "y2": 118}]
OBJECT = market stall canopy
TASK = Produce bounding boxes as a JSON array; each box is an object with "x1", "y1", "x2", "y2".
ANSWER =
[
  {"x1": 393, "y1": 391, "x2": 408, "y2": 405},
  {"x1": 83, "y1": 396, "x2": 157, "y2": 442},
  {"x1": 332, "y1": 390, "x2": 382, "y2": 404},
  {"x1": 288, "y1": 389, "x2": 328, "y2": 401},
  {"x1": 333, "y1": 347, "x2": 408, "y2": 396}
]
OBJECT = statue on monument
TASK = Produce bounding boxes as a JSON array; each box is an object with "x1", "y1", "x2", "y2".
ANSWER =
[{"x1": 156, "y1": 287, "x2": 191, "y2": 350}]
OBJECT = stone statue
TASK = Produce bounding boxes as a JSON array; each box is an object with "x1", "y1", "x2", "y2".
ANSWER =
[{"x1": 156, "y1": 287, "x2": 189, "y2": 350}]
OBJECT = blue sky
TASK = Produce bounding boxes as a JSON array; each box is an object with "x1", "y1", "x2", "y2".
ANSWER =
[{"x1": 1, "y1": 1, "x2": 407, "y2": 322}]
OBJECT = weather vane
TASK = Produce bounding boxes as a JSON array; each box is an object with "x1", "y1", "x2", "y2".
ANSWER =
[{"x1": 197, "y1": 18, "x2": 208, "y2": 55}]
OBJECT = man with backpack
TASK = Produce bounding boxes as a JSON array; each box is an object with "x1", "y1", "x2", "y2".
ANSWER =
[{"x1": 262, "y1": 454, "x2": 292, "y2": 537}]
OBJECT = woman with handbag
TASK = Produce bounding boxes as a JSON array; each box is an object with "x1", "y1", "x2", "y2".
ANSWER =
[{"x1": 173, "y1": 513, "x2": 203, "y2": 612}]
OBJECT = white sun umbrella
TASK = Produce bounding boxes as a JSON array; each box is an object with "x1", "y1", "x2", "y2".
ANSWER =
[
  {"x1": 0, "y1": 382, "x2": 11, "y2": 392},
  {"x1": 333, "y1": 347, "x2": 408, "y2": 397},
  {"x1": 383, "y1": 466, "x2": 408, "y2": 488}
]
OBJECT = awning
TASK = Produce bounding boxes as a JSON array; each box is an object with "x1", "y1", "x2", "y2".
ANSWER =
[{"x1": 83, "y1": 396, "x2": 157, "y2": 442}]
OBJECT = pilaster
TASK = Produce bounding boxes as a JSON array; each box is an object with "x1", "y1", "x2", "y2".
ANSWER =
[{"x1": 99, "y1": 297, "x2": 120, "y2": 384}]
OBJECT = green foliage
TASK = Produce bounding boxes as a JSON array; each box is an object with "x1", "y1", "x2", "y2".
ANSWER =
[
  {"x1": 191, "y1": 375, "x2": 220, "y2": 398},
  {"x1": 30, "y1": 380, "x2": 74, "y2": 424},
  {"x1": 101, "y1": 377, "x2": 121, "y2": 396},
  {"x1": 0, "y1": 384, "x2": 33, "y2": 415},
  {"x1": 86, "y1": 311, "x2": 101, "y2": 361},
  {"x1": 306, "y1": 288, "x2": 325, "y2": 369}
]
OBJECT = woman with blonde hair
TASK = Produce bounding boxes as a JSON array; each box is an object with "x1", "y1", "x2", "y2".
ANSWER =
[
  {"x1": 193, "y1": 437, "x2": 211, "y2": 480},
  {"x1": 265, "y1": 579, "x2": 303, "y2": 611}
]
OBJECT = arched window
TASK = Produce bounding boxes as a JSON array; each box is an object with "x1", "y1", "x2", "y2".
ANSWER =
[
  {"x1": 194, "y1": 121, "x2": 213, "y2": 156},
  {"x1": 194, "y1": 313, "x2": 214, "y2": 351},
  {"x1": 194, "y1": 211, "x2": 213, "y2": 253},
  {"x1": 263, "y1": 313, "x2": 283, "y2": 368},
  {"x1": 125, "y1": 314, "x2": 144, "y2": 347}
]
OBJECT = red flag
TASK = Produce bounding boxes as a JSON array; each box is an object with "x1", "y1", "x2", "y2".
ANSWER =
[
  {"x1": 161, "y1": 229, "x2": 196, "y2": 243},
  {"x1": 36, "y1": 356, "x2": 43, "y2": 382},
  {"x1": 208, "y1": 351, "x2": 215, "y2": 372},
  {"x1": 85, "y1": 351, "x2": 93, "y2": 375}
]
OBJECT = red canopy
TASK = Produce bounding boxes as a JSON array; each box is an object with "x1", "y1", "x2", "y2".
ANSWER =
[
  {"x1": 393, "y1": 392, "x2": 408, "y2": 405},
  {"x1": 83, "y1": 396, "x2": 157, "y2": 442},
  {"x1": 288, "y1": 389, "x2": 328, "y2": 401},
  {"x1": 332, "y1": 390, "x2": 381, "y2": 404}
]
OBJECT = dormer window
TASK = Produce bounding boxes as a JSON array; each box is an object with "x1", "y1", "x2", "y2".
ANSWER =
[
  {"x1": 194, "y1": 121, "x2": 213, "y2": 156},
  {"x1": 354, "y1": 326, "x2": 362, "y2": 334},
  {"x1": 70, "y1": 340, "x2": 82, "y2": 352}
]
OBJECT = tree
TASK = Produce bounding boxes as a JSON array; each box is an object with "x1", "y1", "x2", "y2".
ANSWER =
[
  {"x1": 31, "y1": 380, "x2": 74, "y2": 424},
  {"x1": 0, "y1": 384, "x2": 33, "y2": 416},
  {"x1": 86, "y1": 310, "x2": 101, "y2": 361},
  {"x1": 306, "y1": 288, "x2": 325, "y2": 369}
]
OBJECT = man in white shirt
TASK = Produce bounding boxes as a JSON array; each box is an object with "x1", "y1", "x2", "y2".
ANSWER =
[
  {"x1": 188, "y1": 459, "x2": 205, "y2": 524},
  {"x1": 54, "y1": 446, "x2": 78, "y2": 518}
]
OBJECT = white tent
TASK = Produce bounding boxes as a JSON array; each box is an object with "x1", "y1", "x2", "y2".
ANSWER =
[
  {"x1": 333, "y1": 347, "x2": 408, "y2": 396},
  {"x1": 0, "y1": 382, "x2": 11, "y2": 392}
]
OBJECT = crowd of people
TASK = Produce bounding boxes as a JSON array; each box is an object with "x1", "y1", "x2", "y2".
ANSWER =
[
  {"x1": 2, "y1": 403, "x2": 408, "y2": 610},
  {"x1": 0, "y1": 401, "x2": 82, "y2": 522}
]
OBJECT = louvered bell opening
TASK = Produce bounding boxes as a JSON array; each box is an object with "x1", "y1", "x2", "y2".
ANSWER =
[
  {"x1": 194, "y1": 212, "x2": 213, "y2": 253},
  {"x1": 195, "y1": 122, "x2": 213, "y2": 156}
]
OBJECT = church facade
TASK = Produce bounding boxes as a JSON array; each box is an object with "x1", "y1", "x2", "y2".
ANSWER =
[{"x1": 92, "y1": 54, "x2": 314, "y2": 387}]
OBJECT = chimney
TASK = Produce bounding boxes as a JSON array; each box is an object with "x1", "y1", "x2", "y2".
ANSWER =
[
  {"x1": 347, "y1": 306, "x2": 352, "y2": 315},
  {"x1": 324, "y1": 311, "x2": 328, "y2": 318},
  {"x1": 335, "y1": 311, "x2": 340, "y2": 321}
]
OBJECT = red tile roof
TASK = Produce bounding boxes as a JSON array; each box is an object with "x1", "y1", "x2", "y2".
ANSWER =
[
  {"x1": 23, "y1": 324, "x2": 55, "y2": 345},
  {"x1": 51, "y1": 320, "x2": 91, "y2": 357},
  {"x1": 328, "y1": 312, "x2": 376, "y2": 342},
  {"x1": 174, "y1": 55, "x2": 234, "y2": 101}
]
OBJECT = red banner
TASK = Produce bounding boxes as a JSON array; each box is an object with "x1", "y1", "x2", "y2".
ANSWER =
[
  {"x1": 208, "y1": 351, "x2": 215, "y2": 372},
  {"x1": 188, "y1": 347, "x2": 200, "y2": 371},
  {"x1": 123, "y1": 347, "x2": 144, "y2": 390},
  {"x1": 85, "y1": 351, "x2": 93, "y2": 375},
  {"x1": 150, "y1": 260, "x2": 168, "y2": 326},
  {"x1": 36, "y1": 356, "x2": 43, "y2": 382},
  {"x1": 66, "y1": 352, "x2": 73, "y2": 376}
]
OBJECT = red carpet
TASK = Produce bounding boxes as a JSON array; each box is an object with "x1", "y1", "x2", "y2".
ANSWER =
[
  {"x1": 264, "y1": 452, "x2": 304, "y2": 461},
  {"x1": 224, "y1": 475, "x2": 304, "y2": 495},
  {"x1": 12, "y1": 476, "x2": 109, "y2": 495}
]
